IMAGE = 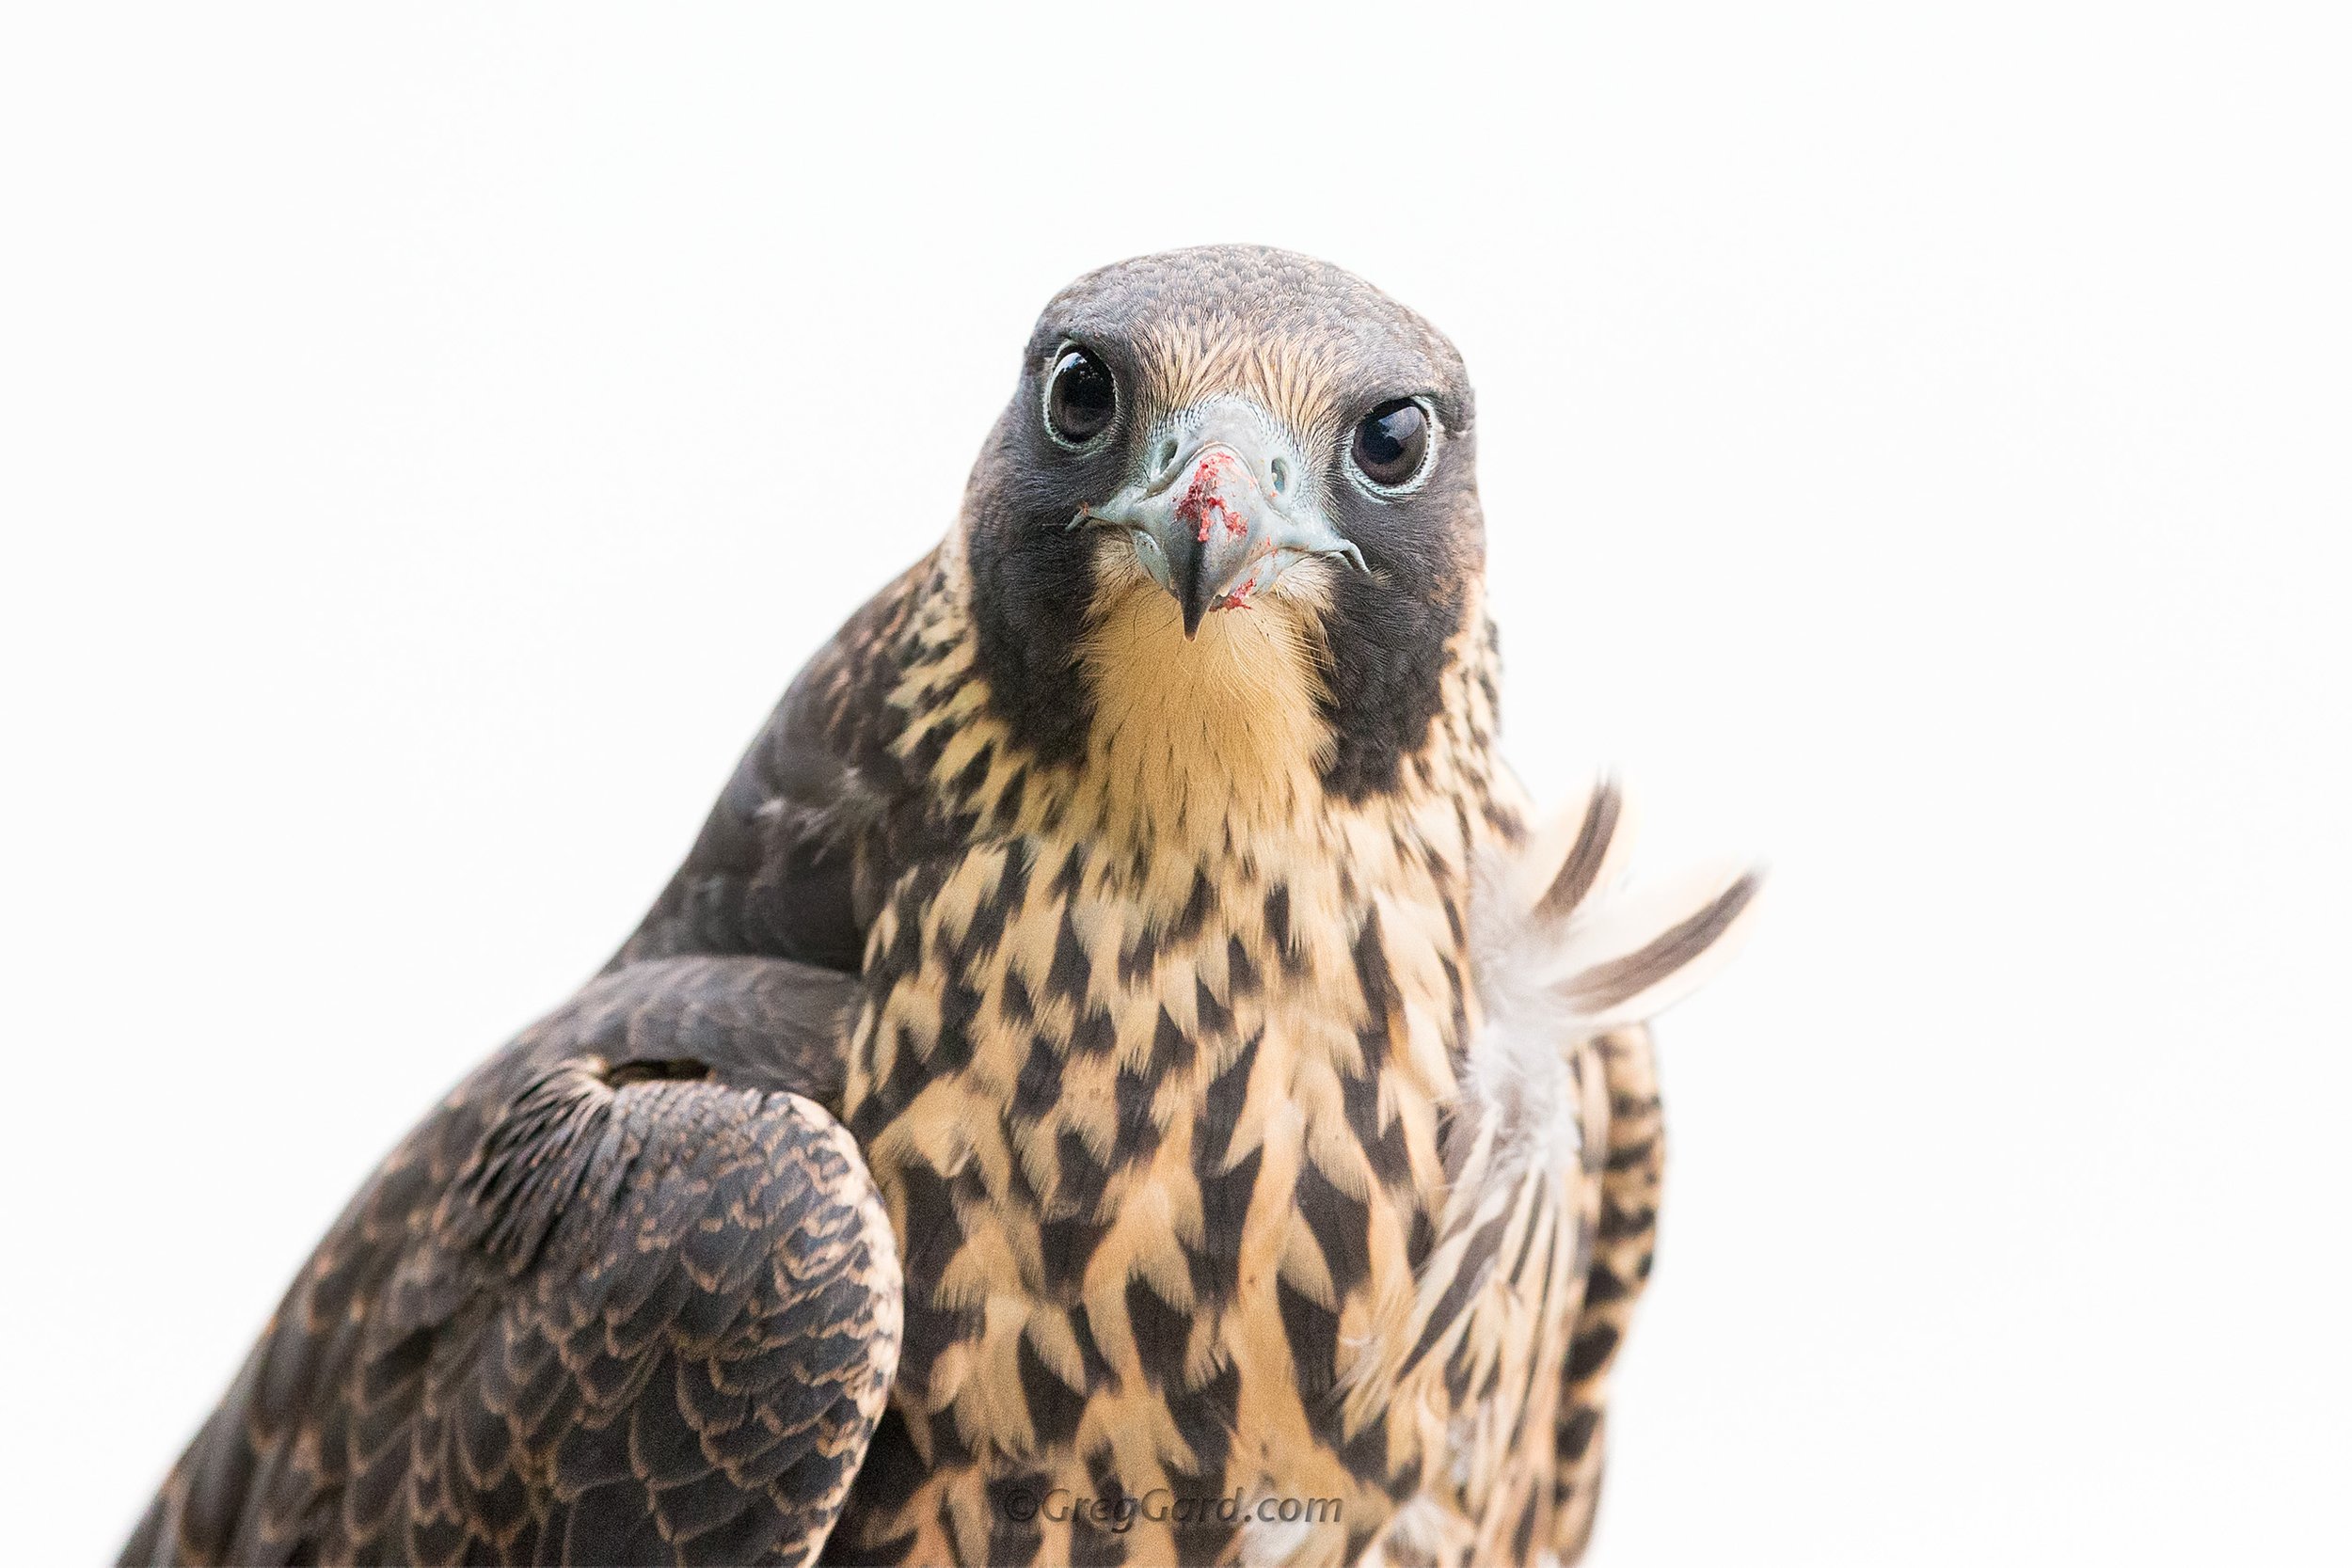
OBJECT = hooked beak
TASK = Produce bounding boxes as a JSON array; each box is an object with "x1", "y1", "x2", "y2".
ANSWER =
[{"x1": 1070, "y1": 404, "x2": 1366, "y2": 639}]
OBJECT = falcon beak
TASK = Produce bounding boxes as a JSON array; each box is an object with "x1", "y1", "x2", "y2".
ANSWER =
[{"x1": 1071, "y1": 403, "x2": 1367, "y2": 639}]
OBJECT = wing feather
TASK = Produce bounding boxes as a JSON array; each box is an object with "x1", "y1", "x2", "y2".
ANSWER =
[{"x1": 121, "y1": 957, "x2": 899, "y2": 1568}]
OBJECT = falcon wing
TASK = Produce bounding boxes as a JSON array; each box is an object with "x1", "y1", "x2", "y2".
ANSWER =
[
  {"x1": 1547, "y1": 1021, "x2": 1665, "y2": 1563},
  {"x1": 120, "y1": 956, "x2": 900, "y2": 1568}
]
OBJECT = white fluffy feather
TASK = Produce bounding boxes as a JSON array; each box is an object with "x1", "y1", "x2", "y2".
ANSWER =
[{"x1": 1452, "y1": 772, "x2": 1763, "y2": 1221}]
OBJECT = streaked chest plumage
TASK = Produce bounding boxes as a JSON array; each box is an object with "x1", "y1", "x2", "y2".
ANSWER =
[{"x1": 823, "y1": 562, "x2": 1576, "y2": 1567}]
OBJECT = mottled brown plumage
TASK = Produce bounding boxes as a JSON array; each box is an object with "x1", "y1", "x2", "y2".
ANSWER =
[
  {"x1": 123, "y1": 245, "x2": 1756, "y2": 1568},
  {"x1": 122, "y1": 958, "x2": 899, "y2": 1566}
]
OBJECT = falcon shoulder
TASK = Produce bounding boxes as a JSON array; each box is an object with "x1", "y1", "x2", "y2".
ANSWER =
[
  {"x1": 614, "y1": 553, "x2": 946, "y2": 974},
  {"x1": 120, "y1": 955, "x2": 900, "y2": 1568}
]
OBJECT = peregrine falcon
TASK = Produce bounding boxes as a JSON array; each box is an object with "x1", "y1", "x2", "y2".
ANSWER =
[{"x1": 120, "y1": 245, "x2": 1758, "y2": 1568}]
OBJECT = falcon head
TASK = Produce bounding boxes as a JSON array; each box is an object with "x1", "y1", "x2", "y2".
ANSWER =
[{"x1": 963, "y1": 245, "x2": 1484, "y2": 799}]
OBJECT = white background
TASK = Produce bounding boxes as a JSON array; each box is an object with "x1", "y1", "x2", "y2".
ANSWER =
[{"x1": 3, "y1": 6, "x2": 2345, "y2": 1563}]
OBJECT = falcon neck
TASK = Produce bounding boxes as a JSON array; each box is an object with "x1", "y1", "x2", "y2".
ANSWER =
[{"x1": 889, "y1": 542, "x2": 1512, "y2": 866}]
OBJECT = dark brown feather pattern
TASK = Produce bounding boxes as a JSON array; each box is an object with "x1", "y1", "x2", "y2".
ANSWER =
[{"x1": 121, "y1": 958, "x2": 899, "y2": 1567}]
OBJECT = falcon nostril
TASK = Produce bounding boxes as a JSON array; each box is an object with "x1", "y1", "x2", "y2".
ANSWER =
[
  {"x1": 1269, "y1": 457, "x2": 1290, "y2": 495},
  {"x1": 1151, "y1": 436, "x2": 1181, "y2": 479}
]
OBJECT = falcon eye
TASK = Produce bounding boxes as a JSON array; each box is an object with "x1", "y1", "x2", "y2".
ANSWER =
[
  {"x1": 1043, "y1": 345, "x2": 1118, "y2": 448},
  {"x1": 1350, "y1": 398, "x2": 1432, "y2": 490}
]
